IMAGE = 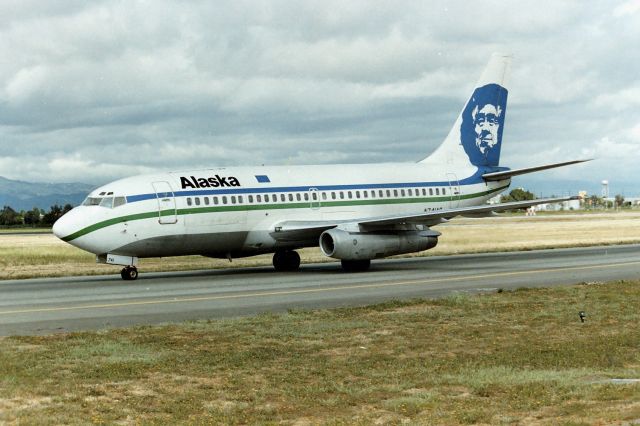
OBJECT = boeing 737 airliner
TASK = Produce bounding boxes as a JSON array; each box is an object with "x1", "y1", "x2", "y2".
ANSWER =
[{"x1": 53, "y1": 54, "x2": 587, "y2": 280}]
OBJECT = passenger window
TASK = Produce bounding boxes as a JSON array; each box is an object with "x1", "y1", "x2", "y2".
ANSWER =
[
  {"x1": 281, "y1": 194, "x2": 285, "y2": 202},
  {"x1": 363, "y1": 191, "x2": 367, "y2": 199},
  {"x1": 435, "y1": 188, "x2": 440, "y2": 195},
  {"x1": 249, "y1": 195, "x2": 254, "y2": 203},
  {"x1": 213, "y1": 197, "x2": 219, "y2": 205},
  {"x1": 231, "y1": 196, "x2": 236, "y2": 204},
  {"x1": 321, "y1": 192, "x2": 327, "y2": 200},
  {"x1": 408, "y1": 189, "x2": 413, "y2": 196},
  {"x1": 393, "y1": 190, "x2": 398, "y2": 197},
  {"x1": 386, "y1": 190, "x2": 391, "y2": 197},
  {"x1": 348, "y1": 191, "x2": 352, "y2": 199},
  {"x1": 257, "y1": 194, "x2": 262, "y2": 202},
  {"x1": 222, "y1": 196, "x2": 228, "y2": 204},
  {"x1": 113, "y1": 197, "x2": 126, "y2": 208},
  {"x1": 238, "y1": 196, "x2": 243, "y2": 203},
  {"x1": 204, "y1": 197, "x2": 210, "y2": 205},
  {"x1": 187, "y1": 198, "x2": 192, "y2": 206},
  {"x1": 355, "y1": 191, "x2": 360, "y2": 199},
  {"x1": 401, "y1": 189, "x2": 406, "y2": 197},
  {"x1": 304, "y1": 193, "x2": 309, "y2": 201},
  {"x1": 195, "y1": 197, "x2": 201, "y2": 206},
  {"x1": 288, "y1": 194, "x2": 293, "y2": 201},
  {"x1": 340, "y1": 192, "x2": 344, "y2": 199},
  {"x1": 296, "y1": 193, "x2": 301, "y2": 201},
  {"x1": 443, "y1": 188, "x2": 446, "y2": 195},
  {"x1": 311, "y1": 192, "x2": 317, "y2": 201},
  {"x1": 422, "y1": 188, "x2": 427, "y2": 196},
  {"x1": 429, "y1": 188, "x2": 433, "y2": 196},
  {"x1": 332, "y1": 192, "x2": 336, "y2": 200}
]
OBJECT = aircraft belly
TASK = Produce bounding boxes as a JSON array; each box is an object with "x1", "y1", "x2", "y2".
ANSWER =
[{"x1": 111, "y1": 231, "x2": 250, "y2": 258}]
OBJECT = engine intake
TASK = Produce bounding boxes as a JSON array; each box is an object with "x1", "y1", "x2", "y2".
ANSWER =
[{"x1": 319, "y1": 228, "x2": 438, "y2": 260}]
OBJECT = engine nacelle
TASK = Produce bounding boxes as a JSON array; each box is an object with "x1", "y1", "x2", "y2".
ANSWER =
[{"x1": 319, "y1": 228, "x2": 438, "y2": 260}]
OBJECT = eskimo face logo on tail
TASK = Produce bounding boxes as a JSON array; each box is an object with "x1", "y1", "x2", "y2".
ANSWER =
[{"x1": 460, "y1": 83, "x2": 508, "y2": 167}]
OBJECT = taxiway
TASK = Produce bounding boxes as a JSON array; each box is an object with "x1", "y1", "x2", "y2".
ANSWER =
[{"x1": 1, "y1": 244, "x2": 639, "y2": 335}]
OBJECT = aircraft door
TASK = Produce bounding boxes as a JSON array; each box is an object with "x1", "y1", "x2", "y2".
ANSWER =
[
  {"x1": 446, "y1": 173, "x2": 461, "y2": 208},
  {"x1": 152, "y1": 181, "x2": 178, "y2": 224},
  {"x1": 309, "y1": 188, "x2": 320, "y2": 210}
]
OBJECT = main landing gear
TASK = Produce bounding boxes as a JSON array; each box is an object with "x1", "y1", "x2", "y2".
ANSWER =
[
  {"x1": 120, "y1": 266, "x2": 139, "y2": 281},
  {"x1": 273, "y1": 250, "x2": 301, "y2": 272}
]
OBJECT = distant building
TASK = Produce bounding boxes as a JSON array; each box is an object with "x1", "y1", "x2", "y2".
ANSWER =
[{"x1": 534, "y1": 199, "x2": 581, "y2": 211}]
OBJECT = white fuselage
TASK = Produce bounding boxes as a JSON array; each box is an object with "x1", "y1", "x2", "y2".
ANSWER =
[{"x1": 53, "y1": 161, "x2": 510, "y2": 260}]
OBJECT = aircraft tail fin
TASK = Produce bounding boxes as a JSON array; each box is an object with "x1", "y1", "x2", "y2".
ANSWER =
[{"x1": 422, "y1": 53, "x2": 511, "y2": 168}]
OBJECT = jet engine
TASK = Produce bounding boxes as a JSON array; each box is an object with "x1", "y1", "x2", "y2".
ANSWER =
[{"x1": 319, "y1": 228, "x2": 438, "y2": 260}]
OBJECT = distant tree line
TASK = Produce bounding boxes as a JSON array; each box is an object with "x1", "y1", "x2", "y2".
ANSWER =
[
  {"x1": 500, "y1": 188, "x2": 536, "y2": 203},
  {"x1": 0, "y1": 204, "x2": 73, "y2": 227},
  {"x1": 501, "y1": 188, "x2": 634, "y2": 209},
  {"x1": 585, "y1": 194, "x2": 629, "y2": 209}
]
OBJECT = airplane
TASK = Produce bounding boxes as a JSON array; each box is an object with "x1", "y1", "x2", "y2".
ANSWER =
[{"x1": 53, "y1": 54, "x2": 588, "y2": 280}]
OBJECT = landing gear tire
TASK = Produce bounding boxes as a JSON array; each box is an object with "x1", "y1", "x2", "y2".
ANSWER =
[
  {"x1": 273, "y1": 250, "x2": 301, "y2": 272},
  {"x1": 341, "y1": 259, "x2": 371, "y2": 272},
  {"x1": 120, "y1": 266, "x2": 139, "y2": 281}
]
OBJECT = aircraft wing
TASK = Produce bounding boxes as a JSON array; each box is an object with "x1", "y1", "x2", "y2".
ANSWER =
[
  {"x1": 482, "y1": 160, "x2": 591, "y2": 181},
  {"x1": 357, "y1": 196, "x2": 577, "y2": 228},
  {"x1": 271, "y1": 196, "x2": 577, "y2": 241}
]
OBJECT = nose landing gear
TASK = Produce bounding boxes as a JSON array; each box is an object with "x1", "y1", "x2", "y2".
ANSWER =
[{"x1": 120, "y1": 266, "x2": 139, "y2": 281}]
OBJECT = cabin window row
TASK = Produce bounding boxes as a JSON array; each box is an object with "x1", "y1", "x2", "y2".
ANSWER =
[{"x1": 185, "y1": 187, "x2": 448, "y2": 207}]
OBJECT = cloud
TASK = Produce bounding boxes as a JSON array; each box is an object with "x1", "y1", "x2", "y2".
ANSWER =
[
  {"x1": 613, "y1": 0, "x2": 640, "y2": 17},
  {"x1": 593, "y1": 86, "x2": 640, "y2": 111}
]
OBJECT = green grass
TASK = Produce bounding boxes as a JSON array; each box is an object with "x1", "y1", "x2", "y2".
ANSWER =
[{"x1": 1, "y1": 280, "x2": 639, "y2": 424}]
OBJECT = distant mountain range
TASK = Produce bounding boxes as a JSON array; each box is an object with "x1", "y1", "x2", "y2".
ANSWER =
[{"x1": 0, "y1": 176, "x2": 96, "y2": 211}]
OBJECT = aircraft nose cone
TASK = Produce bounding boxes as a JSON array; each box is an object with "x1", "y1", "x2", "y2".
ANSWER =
[{"x1": 52, "y1": 213, "x2": 73, "y2": 240}]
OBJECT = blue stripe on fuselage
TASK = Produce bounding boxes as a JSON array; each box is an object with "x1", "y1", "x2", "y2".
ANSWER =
[{"x1": 125, "y1": 169, "x2": 496, "y2": 204}]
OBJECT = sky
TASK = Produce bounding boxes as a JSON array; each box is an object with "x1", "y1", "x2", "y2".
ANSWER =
[{"x1": 0, "y1": 0, "x2": 638, "y2": 196}]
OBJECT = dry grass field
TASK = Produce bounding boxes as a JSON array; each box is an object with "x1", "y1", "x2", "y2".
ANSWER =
[
  {"x1": 1, "y1": 211, "x2": 639, "y2": 280},
  {"x1": 1, "y1": 280, "x2": 638, "y2": 424}
]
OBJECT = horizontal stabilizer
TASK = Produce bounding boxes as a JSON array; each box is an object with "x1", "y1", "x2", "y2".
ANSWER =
[{"x1": 482, "y1": 159, "x2": 591, "y2": 181}]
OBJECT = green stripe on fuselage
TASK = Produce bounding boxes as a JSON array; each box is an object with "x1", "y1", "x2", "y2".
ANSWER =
[{"x1": 61, "y1": 184, "x2": 508, "y2": 242}]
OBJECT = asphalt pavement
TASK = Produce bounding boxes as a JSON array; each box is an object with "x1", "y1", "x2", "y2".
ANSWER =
[{"x1": 1, "y1": 244, "x2": 639, "y2": 335}]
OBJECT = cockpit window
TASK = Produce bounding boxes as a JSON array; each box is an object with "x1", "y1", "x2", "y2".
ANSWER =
[
  {"x1": 99, "y1": 197, "x2": 114, "y2": 208},
  {"x1": 82, "y1": 197, "x2": 102, "y2": 206},
  {"x1": 82, "y1": 195, "x2": 127, "y2": 208}
]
